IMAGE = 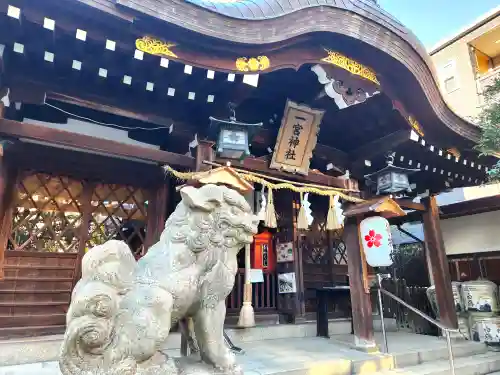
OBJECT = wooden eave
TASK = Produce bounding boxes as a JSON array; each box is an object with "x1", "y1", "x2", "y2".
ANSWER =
[
  {"x1": 344, "y1": 197, "x2": 406, "y2": 219},
  {"x1": 0, "y1": 2, "x2": 491, "y2": 194},
  {"x1": 47, "y1": 0, "x2": 483, "y2": 144},
  {"x1": 0, "y1": 1, "x2": 481, "y2": 145}
]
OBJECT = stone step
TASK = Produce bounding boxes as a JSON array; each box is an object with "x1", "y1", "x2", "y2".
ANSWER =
[
  {"x1": 0, "y1": 337, "x2": 492, "y2": 375},
  {"x1": 225, "y1": 313, "x2": 280, "y2": 327},
  {"x1": 0, "y1": 321, "x2": 355, "y2": 367},
  {"x1": 390, "y1": 340, "x2": 487, "y2": 368},
  {"x1": 0, "y1": 348, "x2": 495, "y2": 375},
  {"x1": 373, "y1": 351, "x2": 500, "y2": 375}
]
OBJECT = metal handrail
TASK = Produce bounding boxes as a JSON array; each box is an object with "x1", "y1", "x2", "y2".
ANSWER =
[{"x1": 375, "y1": 274, "x2": 456, "y2": 375}]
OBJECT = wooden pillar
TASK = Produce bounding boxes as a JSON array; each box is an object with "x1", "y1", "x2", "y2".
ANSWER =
[
  {"x1": 274, "y1": 190, "x2": 299, "y2": 322},
  {"x1": 0, "y1": 141, "x2": 18, "y2": 280},
  {"x1": 72, "y1": 182, "x2": 95, "y2": 286},
  {"x1": 144, "y1": 180, "x2": 170, "y2": 250},
  {"x1": 195, "y1": 140, "x2": 215, "y2": 172},
  {"x1": 422, "y1": 196, "x2": 458, "y2": 329},
  {"x1": 293, "y1": 197, "x2": 306, "y2": 322},
  {"x1": 344, "y1": 216, "x2": 376, "y2": 351}
]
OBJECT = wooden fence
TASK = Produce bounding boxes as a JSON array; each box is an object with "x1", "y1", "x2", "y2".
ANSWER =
[
  {"x1": 377, "y1": 279, "x2": 438, "y2": 336},
  {"x1": 226, "y1": 269, "x2": 278, "y2": 313}
]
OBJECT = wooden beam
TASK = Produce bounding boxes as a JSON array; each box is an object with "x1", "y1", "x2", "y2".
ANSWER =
[
  {"x1": 10, "y1": 80, "x2": 352, "y2": 175},
  {"x1": 395, "y1": 199, "x2": 426, "y2": 212},
  {"x1": 422, "y1": 196, "x2": 458, "y2": 329},
  {"x1": 8, "y1": 80, "x2": 180, "y2": 130},
  {"x1": 10, "y1": 82, "x2": 46, "y2": 105},
  {"x1": 217, "y1": 157, "x2": 355, "y2": 190},
  {"x1": 313, "y1": 143, "x2": 350, "y2": 171},
  {"x1": 440, "y1": 195, "x2": 500, "y2": 219},
  {"x1": 48, "y1": 92, "x2": 174, "y2": 128},
  {"x1": 350, "y1": 130, "x2": 411, "y2": 164},
  {"x1": 0, "y1": 118, "x2": 195, "y2": 168}
]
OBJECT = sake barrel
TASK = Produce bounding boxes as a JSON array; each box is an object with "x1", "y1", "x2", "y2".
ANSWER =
[
  {"x1": 477, "y1": 316, "x2": 500, "y2": 347},
  {"x1": 426, "y1": 282, "x2": 464, "y2": 317},
  {"x1": 461, "y1": 280, "x2": 499, "y2": 313},
  {"x1": 469, "y1": 312, "x2": 500, "y2": 344}
]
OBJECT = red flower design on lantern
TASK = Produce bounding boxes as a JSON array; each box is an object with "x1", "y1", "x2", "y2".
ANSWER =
[{"x1": 364, "y1": 230, "x2": 382, "y2": 248}]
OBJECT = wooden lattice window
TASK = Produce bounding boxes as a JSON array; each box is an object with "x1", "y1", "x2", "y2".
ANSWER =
[
  {"x1": 332, "y1": 240, "x2": 348, "y2": 265},
  {"x1": 86, "y1": 184, "x2": 148, "y2": 258},
  {"x1": 302, "y1": 219, "x2": 330, "y2": 265},
  {"x1": 10, "y1": 173, "x2": 85, "y2": 253}
]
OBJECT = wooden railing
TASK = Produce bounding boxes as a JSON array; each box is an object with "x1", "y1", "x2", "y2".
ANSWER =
[{"x1": 226, "y1": 269, "x2": 277, "y2": 313}]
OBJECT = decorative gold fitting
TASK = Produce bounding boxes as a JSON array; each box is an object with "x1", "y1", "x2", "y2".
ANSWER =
[
  {"x1": 235, "y1": 56, "x2": 270, "y2": 72},
  {"x1": 136, "y1": 36, "x2": 178, "y2": 58},
  {"x1": 321, "y1": 49, "x2": 380, "y2": 86}
]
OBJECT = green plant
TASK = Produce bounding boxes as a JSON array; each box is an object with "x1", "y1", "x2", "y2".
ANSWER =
[{"x1": 475, "y1": 77, "x2": 500, "y2": 181}]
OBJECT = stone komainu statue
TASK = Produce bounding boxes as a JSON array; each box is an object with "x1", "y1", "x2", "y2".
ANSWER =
[{"x1": 59, "y1": 184, "x2": 258, "y2": 375}]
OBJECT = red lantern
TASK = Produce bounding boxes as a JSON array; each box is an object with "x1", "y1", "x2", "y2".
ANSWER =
[{"x1": 252, "y1": 230, "x2": 275, "y2": 272}]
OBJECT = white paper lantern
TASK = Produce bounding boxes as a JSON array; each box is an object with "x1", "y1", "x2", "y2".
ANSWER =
[{"x1": 359, "y1": 216, "x2": 394, "y2": 267}]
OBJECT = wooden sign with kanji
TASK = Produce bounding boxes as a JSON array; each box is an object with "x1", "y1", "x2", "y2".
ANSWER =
[{"x1": 270, "y1": 100, "x2": 324, "y2": 175}]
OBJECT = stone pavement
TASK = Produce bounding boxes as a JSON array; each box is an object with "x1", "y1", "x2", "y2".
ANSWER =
[
  {"x1": 0, "y1": 332, "x2": 489, "y2": 375},
  {"x1": 0, "y1": 337, "x2": 375, "y2": 375}
]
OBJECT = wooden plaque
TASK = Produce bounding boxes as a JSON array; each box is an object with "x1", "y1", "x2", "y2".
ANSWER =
[{"x1": 270, "y1": 100, "x2": 324, "y2": 175}]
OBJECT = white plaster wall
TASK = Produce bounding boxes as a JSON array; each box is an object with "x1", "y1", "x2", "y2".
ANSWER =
[
  {"x1": 436, "y1": 188, "x2": 466, "y2": 206},
  {"x1": 436, "y1": 185, "x2": 500, "y2": 207},
  {"x1": 441, "y1": 210, "x2": 500, "y2": 255}
]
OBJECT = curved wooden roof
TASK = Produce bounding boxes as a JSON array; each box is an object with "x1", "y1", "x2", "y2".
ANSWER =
[
  {"x1": 183, "y1": 0, "x2": 382, "y2": 20},
  {"x1": 112, "y1": 0, "x2": 480, "y2": 144}
]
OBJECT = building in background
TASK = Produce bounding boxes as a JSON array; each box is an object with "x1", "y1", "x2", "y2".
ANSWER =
[{"x1": 429, "y1": 6, "x2": 500, "y2": 120}]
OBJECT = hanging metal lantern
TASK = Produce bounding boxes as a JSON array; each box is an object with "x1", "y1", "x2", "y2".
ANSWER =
[
  {"x1": 210, "y1": 103, "x2": 263, "y2": 160},
  {"x1": 364, "y1": 153, "x2": 420, "y2": 195}
]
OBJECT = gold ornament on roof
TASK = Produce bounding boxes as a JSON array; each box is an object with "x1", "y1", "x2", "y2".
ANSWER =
[
  {"x1": 321, "y1": 49, "x2": 380, "y2": 86},
  {"x1": 408, "y1": 116, "x2": 424, "y2": 137},
  {"x1": 136, "y1": 36, "x2": 178, "y2": 58},
  {"x1": 235, "y1": 56, "x2": 270, "y2": 72}
]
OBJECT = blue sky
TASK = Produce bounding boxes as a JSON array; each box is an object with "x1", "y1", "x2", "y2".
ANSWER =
[{"x1": 378, "y1": 0, "x2": 499, "y2": 49}]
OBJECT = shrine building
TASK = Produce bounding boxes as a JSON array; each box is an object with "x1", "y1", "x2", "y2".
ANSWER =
[{"x1": 0, "y1": 0, "x2": 495, "y2": 350}]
